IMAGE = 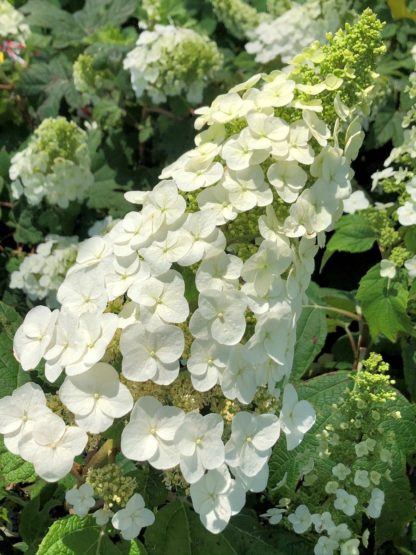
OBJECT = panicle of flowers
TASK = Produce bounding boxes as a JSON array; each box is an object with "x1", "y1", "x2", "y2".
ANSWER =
[
  {"x1": 209, "y1": 0, "x2": 268, "y2": 40},
  {"x1": 10, "y1": 235, "x2": 79, "y2": 307},
  {"x1": 265, "y1": 353, "x2": 399, "y2": 554},
  {"x1": 123, "y1": 25, "x2": 223, "y2": 104},
  {"x1": 0, "y1": 0, "x2": 30, "y2": 43},
  {"x1": 9, "y1": 117, "x2": 94, "y2": 208},
  {"x1": 246, "y1": 0, "x2": 346, "y2": 65},
  {"x1": 1, "y1": 9, "x2": 384, "y2": 539}
]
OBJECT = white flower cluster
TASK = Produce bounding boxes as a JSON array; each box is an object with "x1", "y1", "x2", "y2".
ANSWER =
[
  {"x1": 9, "y1": 218, "x2": 116, "y2": 306},
  {"x1": 0, "y1": 0, "x2": 30, "y2": 42},
  {"x1": 65, "y1": 485, "x2": 155, "y2": 540},
  {"x1": 246, "y1": 0, "x2": 344, "y2": 64},
  {"x1": 10, "y1": 235, "x2": 78, "y2": 306},
  {"x1": 4, "y1": 47, "x2": 368, "y2": 536},
  {"x1": 123, "y1": 25, "x2": 223, "y2": 104},
  {"x1": 10, "y1": 117, "x2": 94, "y2": 208}
]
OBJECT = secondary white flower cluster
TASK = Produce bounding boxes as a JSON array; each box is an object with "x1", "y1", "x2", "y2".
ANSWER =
[
  {"x1": 10, "y1": 235, "x2": 78, "y2": 306},
  {"x1": 123, "y1": 24, "x2": 223, "y2": 104},
  {"x1": 65, "y1": 485, "x2": 155, "y2": 540},
  {"x1": 246, "y1": 0, "x2": 344, "y2": 64},
  {"x1": 5, "y1": 37, "x2": 369, "y2": 536},
  {"x1": 0, "y1": 0, "x2": 30, "y2": 42},
  {"x1": 10, "y1": 117, "x2": 94, "y2": 208},
  {"x1": 9, "y1": 218, "x2": 116, "y2": 306}
]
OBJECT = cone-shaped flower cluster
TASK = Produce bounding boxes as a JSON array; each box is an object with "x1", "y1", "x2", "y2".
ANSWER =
[
  {"x1": 3, "y1": 10, "x2": 384, "y2": 537},
  {"x1": 10, "y1": 117, "x2": 94, "y2": 207},
  {"x1": 123, "y1": 24, "x2": 223, "y2": 104}
]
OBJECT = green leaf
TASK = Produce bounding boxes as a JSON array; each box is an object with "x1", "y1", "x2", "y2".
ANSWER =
[
  {"x1": 36, "y1": 516, "x2": 130, "y2": 555},
  {"x1": 18, "y1": 56, "x2": 80, "y2": 118},
  {"x1": 403, "y1": 339, "x2": 416, "y2": 401},
  {"x1": 292, "y1": 300, "x2": 327, "y2": 380},
  {"x1": 0, "y1": 302, "x2": 29, "y2": 398},
  {"x1": 0, "y1": 437, "x2": 36, "y2": 484},
  {"x1": 74, "y1": 0, "x2": 137, "y2": 33},
  {"x1": 322, "y1": 213, "x2": 377, "y2": 268},
  {"x1": 8, "y1": 207, "x2": 43, "y2": 245},
  {"x1": 144, "y1": 500, "x2": 312, "y2": 555},
  {"x1": 356, "y1": 264, "x2": 412, "y2": 342},
  {"x1": 19, "y1": 484, "x2": 62, "y2": 547},
  {"x1": 21, "y1": 1, "x2": 83, "y2": 48},
  {"x1": 375, "y1": 451, "x2": 415, "y2": 548},
  {"x1": 131, "y1": 465, "x2": 168, "y2": 508},
  {"x1": 144, "y1": 500, "x2": 235, "y2": 555}
]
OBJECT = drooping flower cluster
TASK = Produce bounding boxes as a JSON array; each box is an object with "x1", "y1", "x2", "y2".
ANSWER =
[
  {"x1": 209, "y1": 0, "x2": 268, "y2": 40},
  {"x1": 0, "y1": 0, "x2": 30, "y2": 42},
  {"x1": 10, "y1": 235, "x2": 78, "y2": 306},
  {"x1": 9, "y1": 218, "x2": 116, "y2": 306},
  {"x1": 123, "y1": 25, "x2": 223, "y2": 104},
  {"x1": 246, "y1": 0, "x2": 346, "y2": 64},
  {"x1": 9, "y1": 117, "x2": 94, "y2": 208},
  {"x1": 1, "y1": 10, "x2": 384, "y2": 539},
  {"x1": 264, "y1": 353, "x2": 399, "y2": 554}
]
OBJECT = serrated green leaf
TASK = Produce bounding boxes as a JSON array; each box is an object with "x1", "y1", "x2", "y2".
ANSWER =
[
  {"x1": 18, "y1": 56, "x2": 80, "y2": 118},
  {"x1": 403, "y1": 339, "x2": 416, "y2": 401},
  {"x1": 322, "y1": 214, "x2": 377, "y2": 269},
  {"x1": 356, "y1": 264, "x2": 412, "y2": 342},
  {"x1": 0, "y1": 437, "x2": 36, "y2": 484},
  {"x1": 0, "y1": 302, "x2": 29, "y2": 397},
  {"x1": 74, "y1": 0, "x2": 137, "y2": 33},
  {"x1": 292, "y1": 303, "x2": 327, "y2": 380},
  {"x1": 19, "y1": 483, "x2": 62, "y2": 547},
  {"x1": 36, "y1": 516, "x2": 94, "y2": 555}
]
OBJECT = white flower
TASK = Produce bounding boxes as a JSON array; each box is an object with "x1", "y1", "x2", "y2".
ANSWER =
[
  {"x1": 190, "y1": 289, "x2": 247, "y2": 346},
  {"x1": 175, "y1": 412, "x2": 224, "y2": 483},
  {"x1": 197, "y1": 184, "x2": 238, "y2": 225},
  {"x1": 329, "y1": 523, "x2": 351, "y2": 542},
  {"x1": 288, "y1": 504, "x2": 312, "y2": 534},
  {"x1": 195, "y1": 252, "x2": 242, "y2": 292},
  {"x1": 366, "y1": 488, "x2": 385, "y2": 518},
  {"x1": 221, "y1": 344, "x2": 258, "y2": 404},
  {"x1": 187, "y1": 339, "x2": 228, "y2": 391},
  {"x1": 65, "y1": 483, "x2": 95, "y2": 516},
  {"x1": 57, "y1": 271, "x2": 107, "y2": 315},
  {"x1": 190, "y1": 465, "x2": 245, "y2": 534},
  {"x1": 112, "y1": 493, "x2": 155, "y2": 540},
  {"x1": 59, "y1": 363, "x2": 133, "y2": 433},
  {"x1": 340, "y1": 539, "x2": 360, "y2": 555},
  {"x1": 93, "y1": 508, "x2": 114, "y2": 525},
  {"x1": 405, "y1": 255, "x2": 416, "y2": 279},
  {"x1": 333, "y1": 489, "x2": 358, "y2": 517},
  {"x1": 120, "y1": 323, "x2": 184, "y2": 385},
  {"x1": 314, "y1": 536, "x2": 339, "y2": 555},
  {"x1": 19, "y1": 413, "x2": 87, "y2": 482},
  {"x1": 0, "y1": 382, "x2": 51, "y2": 455},
  {"x1": 279, "y1": 384, "x2": 316, "y2": 450},
  {"x1": 332, "y1": 463, "x2": 351, "y2": 481},
  {"x1": 121, "y1": 396, "x2": 184, "y2": 469},
  {"x1": 380, "y1": 260, "x2": 396, "y2": 280},
  {"x1": 222, "y1": 130, "x2": 269, "y2": 172},
  {"x1": 354, "y1": 469, "x2": 370, "y2": 488},
  {"x1": 177, "y1": 211, "x2": 225, "y2": 266},
  {"x1": 222, "y1": 166, "x2": 272, "y2": 211},
  {"x1": 343, "y1": 190, "x2": 370, "y2": 214},
  {"x1": 128, "y1": 270, "x2": 189, "y2": 324},
  {"x1": 397, "y1": 200, "x2": 416, "y2": 226},
  {"x1": 261, "y1": 507, "x2": 285, "y2": 525},
  {"x1": 267, "y1": 161, "x2": 308, "y2": 203},
  {"x1": 225, "y1": 411, "x2": 280, "y2": 477},
  {"x1": 286, "y1": 121, "x2": 314, "y2": 165},
  {"x1": 13, "y1": 306, "x2": 58, "y2": 370}
]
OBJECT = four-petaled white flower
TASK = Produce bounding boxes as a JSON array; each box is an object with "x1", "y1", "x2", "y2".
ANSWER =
[
  {"x1": 190, "y1": 465, "x2": 246, "y2": 534},
  {"x1": 59, "y1": 362, "x2": 133, "y2": 433},
  {"x1": 19, "y1": 413, "x2": 87, "y2": 482},
  {"x1": 334, "y1": 489, "x2": 358, "y2": 517},
  {"x1": 112, "y1": 493, "x2": 155, "y2": 540},
  {"x1": 280, "y1": 384, "x2": 316, "y2": 450},
  {"x1": 65, "y1": 483, "x2": 95, "y2": 516},
  {"x1": 288, "y1": 504, "x2": 312, "y2": 534},
  {"x1": 225, "y1": 411, "x2": 280, "y2": 477},
  {"x1": 0, "y1": 382, "x2": 52, "y2": 455},
  {"x1": 121, "y1": 396, "x2": 184, "y2": 469},
  {"x1": 175, "y1": 412, "x2": 225, "y2": 483}
]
